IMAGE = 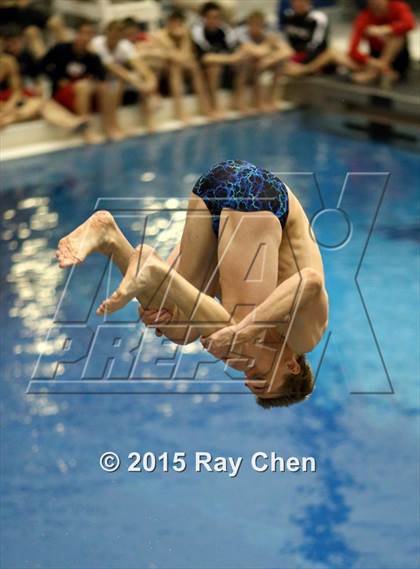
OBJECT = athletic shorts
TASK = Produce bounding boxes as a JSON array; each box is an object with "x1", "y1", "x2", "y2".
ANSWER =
[
  {"x1": 0, "y1": 87, "x2": 38, "y2": 101},
  {"x1": 53, "y1": 80, "x2": 98, "y2": 112},
  {"x1": 291, "y1": 47, "x2": 326, "y2": 65},
  {"x1": 192, "y1": 160, "x2": 289, "y2": 236}
]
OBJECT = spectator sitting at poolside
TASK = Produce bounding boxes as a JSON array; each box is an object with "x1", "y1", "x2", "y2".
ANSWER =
[
  {"x1": 2, "y1": 24, "x2": 40, "y2": 86},
  {"x1": 41, "y1": 21, "x2": 108, "y2": 144},
  {"x1": 122, "y1": 18, "x2": 149, "y2": 46},
  {"x1": 191, "y1": 1, "x2": 244, "y2": 117},
  {"x1": 285, "y1": 0, "x2": 416, "y2": 86},
  {"x1": 172, "y1": 0, "x2": 239, "y2": 24},
  {"x1": 235, "y1": 11, "x2": 292, "y2": 113},
  {"x1": 121, "y1": 18, "x2": 166, "y2": 73},
  {"x1": 0, "y1": 33, "x2": 41, "y2": 128},
  {"x1": 0, "y1": 27, "x2": 88, "y2": 132},
  {"x1": 348, "y1": 0, "x2": 416, "y2": 85},
  {"x1": 152, "y1": 9, "x2": 213, "y2": 123},
  {"x1": 90, "y1": 20, "x2": 158, "y2": 137},
  {"x1": 0, "y1": 0, "x2": 70, "y2": 59},
  {"x1": 281, "y1": 0, "x2": 330, "y2": 67}
]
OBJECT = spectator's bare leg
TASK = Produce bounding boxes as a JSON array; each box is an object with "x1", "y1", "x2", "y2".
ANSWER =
[
  {"x1": 14, "y1": 97, "x2": 43, "y2": 121},
  {"x1": 188, "y1": 62, "x2": 213, "y2": 118},
  {"x1": 205, "y1": 63, "x2": 224, "y2": 118},
  {"x1": 41, "y1": 99, "x2": 89, "y2": 130},
  {"x1": 265, "y1": 65, "x2": 284, "y2": 112},
  {"x1": 378, "y1": 35, "x2": 406, "y2": 84},
  {"x1": 73, "y1": 79, "x2": 103, "y2": 144},
  {"x1": 140, "y1": 90, "x2": 155, "y2": 133},
  {"x1": 286, "y1": 49, "x2": 359, "y2": 77},
  {"x1": 231, "y1": 60, "x2": 249, "y2": 114},
  {"x1": 103, "y1": 81, "x2": 126, "y2": 141},
  {"x1": 351, "y1": 36, "x2": 405, "y2": 86},
  {"x1": 168, "y1": 63, "x2": 189, "y2": 123},
  {"x1": 250, "y1": 61, "x2": 266, "y2": 112},
  {"x1": 232, "y1": 61, "x2": 250, "y2": 114},
  {"x1": 380, "y1": 35, "x2": 405, "y2": 65},
  {"x1": 353, "y1": 35, "x2": 406, "y2": 86},
  {"x1": 74, "y1": 79, "x2": 95, "y2": 117}
]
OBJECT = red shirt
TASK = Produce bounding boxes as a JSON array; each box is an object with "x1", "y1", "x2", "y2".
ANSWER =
[{"x1": 349, "y1": 1, "x2": 416, "y2": 64}]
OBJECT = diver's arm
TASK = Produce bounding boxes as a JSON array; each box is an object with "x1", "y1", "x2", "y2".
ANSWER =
[
  {"x1": 201, "y1": 269, "x2": 323, "y2": 358},
  {"x1": 238, "y1": 268, "x2": 322, "y2": 333}
]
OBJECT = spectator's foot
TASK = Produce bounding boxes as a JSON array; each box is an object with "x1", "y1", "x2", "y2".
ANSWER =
[
  {"x1": 243, "y1": 107, "x2": 260, "y2": 117},
  {"x1": 83, "y1": 129, "x2": 105, "y2": 145},
  {"x1": 212, "y1": 110, "x2": 227, "y2": 121},
  {"x1": 233, "y1": 104, "x2": 250, "y2": 116},
  {"x1": 256, "y1": 101, "x2": 269, "y2": 113},
  {"x1": 177, "y1": 114, "x2": 193, "y2": 125},
  {"x1": 285, "y1": 63, "x2": 307, "y2": 77},
  {"x1": 262, "y1": 101, "x2": 283, "y2": 113},
  {"x1": 56, "y1": 210, "x2": 117, "y2": 268},
  {"x1": 352, "y1": 69, "x2": 379, "y2": 85},
  {"x1": 204, "y1": 109, "x2": 218, "y2": 121},
  {"x1": 380, "y1": 69, "x2": 400, "y2": 89},
  {"x1": 72, "y1": 117, "x2": 90, "y2": 134},
  {"x1": 107, "y1": 128, "x2": 128, "y2": 142},
  {"x1": 144, "y1": 119, "x2": 157, "y2": 134}
]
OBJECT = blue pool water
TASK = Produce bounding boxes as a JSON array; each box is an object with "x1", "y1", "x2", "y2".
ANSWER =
[{"x1": 1, "y1": 112, "x2": 419, "y2": 569}]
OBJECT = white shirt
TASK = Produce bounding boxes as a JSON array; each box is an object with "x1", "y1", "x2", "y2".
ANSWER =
[{"x1": 90, "y1": 35, "x2": 136, "y2": 66}]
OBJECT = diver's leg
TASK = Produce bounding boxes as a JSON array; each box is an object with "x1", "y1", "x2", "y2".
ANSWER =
[
  {"x1": 96, "y1": 243, "x2": 232, "y2": 339},
  {"x1": 217, "y1": 209, "x2": 282, "y2": 324},
  {"x1": 97, "y1": 191, "x2": 221, "y2": 314},
  {"x1": 175, "y1": 192, "x2": 220, "y2": 294}
]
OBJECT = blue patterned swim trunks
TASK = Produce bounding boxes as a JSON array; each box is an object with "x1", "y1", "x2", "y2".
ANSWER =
[{"x1": 192, "y1": 160, "x2": 289, "y2": 236}]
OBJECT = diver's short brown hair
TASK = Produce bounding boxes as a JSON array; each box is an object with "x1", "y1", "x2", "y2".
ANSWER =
[{"x1": 256, "y1": 354, "x2": 314, "y2": 409}]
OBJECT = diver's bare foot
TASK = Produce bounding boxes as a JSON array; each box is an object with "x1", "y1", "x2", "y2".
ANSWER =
[
  {"x1": 56, "y1": 210, "x2": 117, "y2": 268},
  {"x1": 96, "y1": 245, "x2": 162, "y2": 315}
]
